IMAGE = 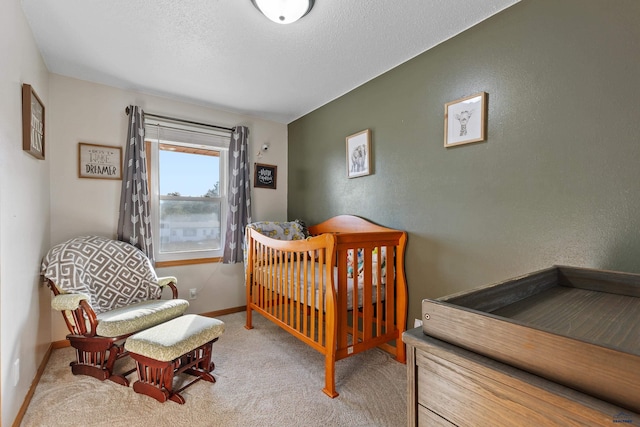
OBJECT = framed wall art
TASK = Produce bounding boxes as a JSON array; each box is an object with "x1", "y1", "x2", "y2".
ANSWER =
[
  {"x1": 22, "y1": 84, "x2": 45, "y2": 159},
  {"x1": 444, "y1": 92, "x2": 487, "y2": 148},
  {"x1": 78, "y1": 142, "x2": 123, "y2": 179},
  {"x1": 346, "y1": 129, "x2": 371, "y2": 178},
  {"x1": 254, "y1": 163, "x2": 277, "y2": 189}
]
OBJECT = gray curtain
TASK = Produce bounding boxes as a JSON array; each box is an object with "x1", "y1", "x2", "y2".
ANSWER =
[
  {"x1": 117, "y1": 105, "x2": 154, "y2": 262},
  {"x1": 223, "y1": 126, "x2": 252, "y2": 263}
]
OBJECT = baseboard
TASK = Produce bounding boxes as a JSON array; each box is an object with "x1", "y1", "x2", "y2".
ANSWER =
[
  {"x1": 200, "y1": 305, "x2": 246, "y2": 318},
  {"x1": 52, "y1": 339, "x2": 71, "y2": 349},
  {"x1": 12, "y1": 343, "x2": 54, "y2": 427}
]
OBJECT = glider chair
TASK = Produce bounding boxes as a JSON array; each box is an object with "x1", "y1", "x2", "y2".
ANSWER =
[{"x1": 41, "y1": 235, "x2": 190, "y2": 386}]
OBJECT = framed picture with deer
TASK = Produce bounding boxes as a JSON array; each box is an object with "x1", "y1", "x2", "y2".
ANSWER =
[{"x1": 444, "y1": 92, "x2": 487, "y2": 148}]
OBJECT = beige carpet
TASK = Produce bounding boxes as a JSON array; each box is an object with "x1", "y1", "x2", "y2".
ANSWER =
[{"x1": 22, "y1": 312, "x2": 407, "y2": 427}]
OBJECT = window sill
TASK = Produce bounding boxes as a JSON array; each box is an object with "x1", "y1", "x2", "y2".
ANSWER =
[{"x1": 155, "y1": 257, "x2": 222, "y2": 268}]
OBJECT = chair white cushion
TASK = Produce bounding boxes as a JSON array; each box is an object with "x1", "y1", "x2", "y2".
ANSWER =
[{"x1": 95, "y1": 299, "x2": 189, "y2": 338}]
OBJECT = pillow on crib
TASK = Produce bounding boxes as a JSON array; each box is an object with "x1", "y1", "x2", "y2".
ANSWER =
[
  {"x1": 248, "y1": 220, "x2": 307, "y2": 241},
  {"x1": 294, "y1": 219, "x2": 310, "y2": 238},
  {"x1": 347, "y1": 247, "x2": 387, "y2": 284},
  {"x1": 244, "y1": 220, "x2": 309, "y2": 267}
]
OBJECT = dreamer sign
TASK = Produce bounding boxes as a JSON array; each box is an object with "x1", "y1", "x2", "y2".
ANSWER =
[{"x1": 78, "y1": 143, "x2": 123, "y2": 180}]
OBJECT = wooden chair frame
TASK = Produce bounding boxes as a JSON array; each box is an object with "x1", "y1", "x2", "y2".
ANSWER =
[{"x1": 47, "y1": 278, "x2": 179, "y2": 386}]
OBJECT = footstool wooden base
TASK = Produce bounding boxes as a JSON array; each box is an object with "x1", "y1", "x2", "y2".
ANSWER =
[{"x1": 124, "y1": 314, "x2": 225, "y2": 404}]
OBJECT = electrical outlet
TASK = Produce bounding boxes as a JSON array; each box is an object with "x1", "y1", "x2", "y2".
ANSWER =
[
  {"x1": 13, "y1": 358, "x2": 20, "y2": 386},
  {"x1": 189, "y1": 288, "x2": 197, "y2": 300}
]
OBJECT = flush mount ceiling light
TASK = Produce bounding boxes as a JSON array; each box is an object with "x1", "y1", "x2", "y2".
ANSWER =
[{"x1": 251, "y1": 0, "x2": 315, "y2": 24}]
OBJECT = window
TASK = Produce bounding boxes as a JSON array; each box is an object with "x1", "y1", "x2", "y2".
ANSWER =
[{"x1": 146, "y1": 121, "x2": 230, "y2": 264}]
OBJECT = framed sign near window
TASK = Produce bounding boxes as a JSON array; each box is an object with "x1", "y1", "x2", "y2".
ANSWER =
[
  {"x1": 22, "y1": 84, "x2": 45, "y2": 159},
  {"x1": 444, "y1": 92, "x2": 487, "y2": 148},
  {"x1": 78, "y1": 142, "x2": 123, "y2": 180},
  {"x1": 254, "y1": 163, "x2": 277, "y2": 189}
]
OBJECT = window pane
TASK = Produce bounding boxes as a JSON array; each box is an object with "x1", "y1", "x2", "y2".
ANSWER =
[
  {"x1": 159, "y1": 199, "x2": 221, "y2": 253},
  {"x1": 159, "y1": 149, "x2": 220, "y2": 197}
]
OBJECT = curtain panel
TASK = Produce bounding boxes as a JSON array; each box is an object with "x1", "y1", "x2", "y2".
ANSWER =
[
  {"x1": 223, "y1": 126, "x2": 252, "y2": 263},
  {"x1": 117, "y1": 105, "x2": 154, "y2": 262}
]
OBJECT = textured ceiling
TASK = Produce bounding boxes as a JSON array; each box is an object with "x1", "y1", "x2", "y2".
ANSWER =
[{"x1": 21, "y1": 0, "x2": 519, "y2": 124}]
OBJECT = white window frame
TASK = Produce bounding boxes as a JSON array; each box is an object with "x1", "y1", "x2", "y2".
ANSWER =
[{"x1": 145, "y1": 120, "x2": 230, "y2": 264}]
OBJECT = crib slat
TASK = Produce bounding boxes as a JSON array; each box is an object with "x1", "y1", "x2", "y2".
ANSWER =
[
  {"x1": 267, "y1": 247, "x2": 272, "y2": 317},
  {"x1": 278, "y1": 249, "x2": 285, "y2": 321},
  {"x1": 282, "y1": 250, "x2": 287, "y2": 324},
  {"x1": 375, "y1": 247, "x2": 383, "y2": 337},
  {"x1": 301, "y1": 253, "x2": 309, "y2": 337},
  {"x1": 386, "y1": 247, "x2": 395, "y2": 332},
  {"x1": 350, "y1": 247, "x2": 358, "y2": 348},
  {"x1": 295, "y1": 255, "x2": 301, "y2": 333},
  {"x1": 337, "y1": 249, "x2": 349, "y2": 350},
  {"x1": 362, "y1": 246, "x2": 373, "y2": 342}
]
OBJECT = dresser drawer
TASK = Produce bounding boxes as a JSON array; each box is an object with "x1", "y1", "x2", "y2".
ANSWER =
[
  {"x1": 415, "y1": 342, "x2": 633, "y2": 427},
  {"x1": 418, "y1": 404, "x2": 454, "y2": 427}
]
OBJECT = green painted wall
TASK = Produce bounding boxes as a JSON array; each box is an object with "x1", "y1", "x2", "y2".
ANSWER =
[{"x1": 288, "y1": 0, "x2": 640, "y2": 327}]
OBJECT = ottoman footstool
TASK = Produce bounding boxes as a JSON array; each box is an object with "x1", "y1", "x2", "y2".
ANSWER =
[{"x1": 124, "y1": 314, "x2": 225, "y2": 404}]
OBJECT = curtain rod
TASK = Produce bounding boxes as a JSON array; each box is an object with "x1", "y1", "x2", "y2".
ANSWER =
[{"x1": 125, "y1": 107, "x2": 235, "y2": 132}]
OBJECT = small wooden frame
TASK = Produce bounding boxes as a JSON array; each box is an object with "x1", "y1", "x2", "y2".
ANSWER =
[
  {"x1": 346, "y1": 129, "x2": 371, "y2": 178},
  {"x1": 22, "y1": 84, "x2": 45, "y2": 159},
  {"x1": 444, "y1": 92, "x2": 487, "y2": 147},
  {"x1": 78, "y1": 142, "x2": 123, "y2": 180},
  {"x1": 254, "y1": 163, "x2": 277, "y2": 189}
]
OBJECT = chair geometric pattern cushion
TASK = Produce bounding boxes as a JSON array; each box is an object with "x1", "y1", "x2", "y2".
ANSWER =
[{"x1": 41, "y1": 235, "x2": 161, "y2": 314}]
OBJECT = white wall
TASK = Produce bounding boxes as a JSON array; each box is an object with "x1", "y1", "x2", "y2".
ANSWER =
[
  {"x1": 49, "y1": 74, "x2": 288, "y2": 341},
  {"x1": 0, "y1": 1, "x2": 52, "y2": 425}
]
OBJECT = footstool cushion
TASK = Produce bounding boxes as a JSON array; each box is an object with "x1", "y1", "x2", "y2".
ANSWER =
[{"x1": 125, "y1": 314, "x2": 225, "y2": 361}]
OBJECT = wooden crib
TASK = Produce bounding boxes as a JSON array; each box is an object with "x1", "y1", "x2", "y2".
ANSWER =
[{"x1": 245, "y1": 215, "x2": 408, "y2": 397}]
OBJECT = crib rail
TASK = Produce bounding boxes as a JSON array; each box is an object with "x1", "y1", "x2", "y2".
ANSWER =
[{"x1": 245, "y1": 229, "x2": 337, "y2": 355}]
